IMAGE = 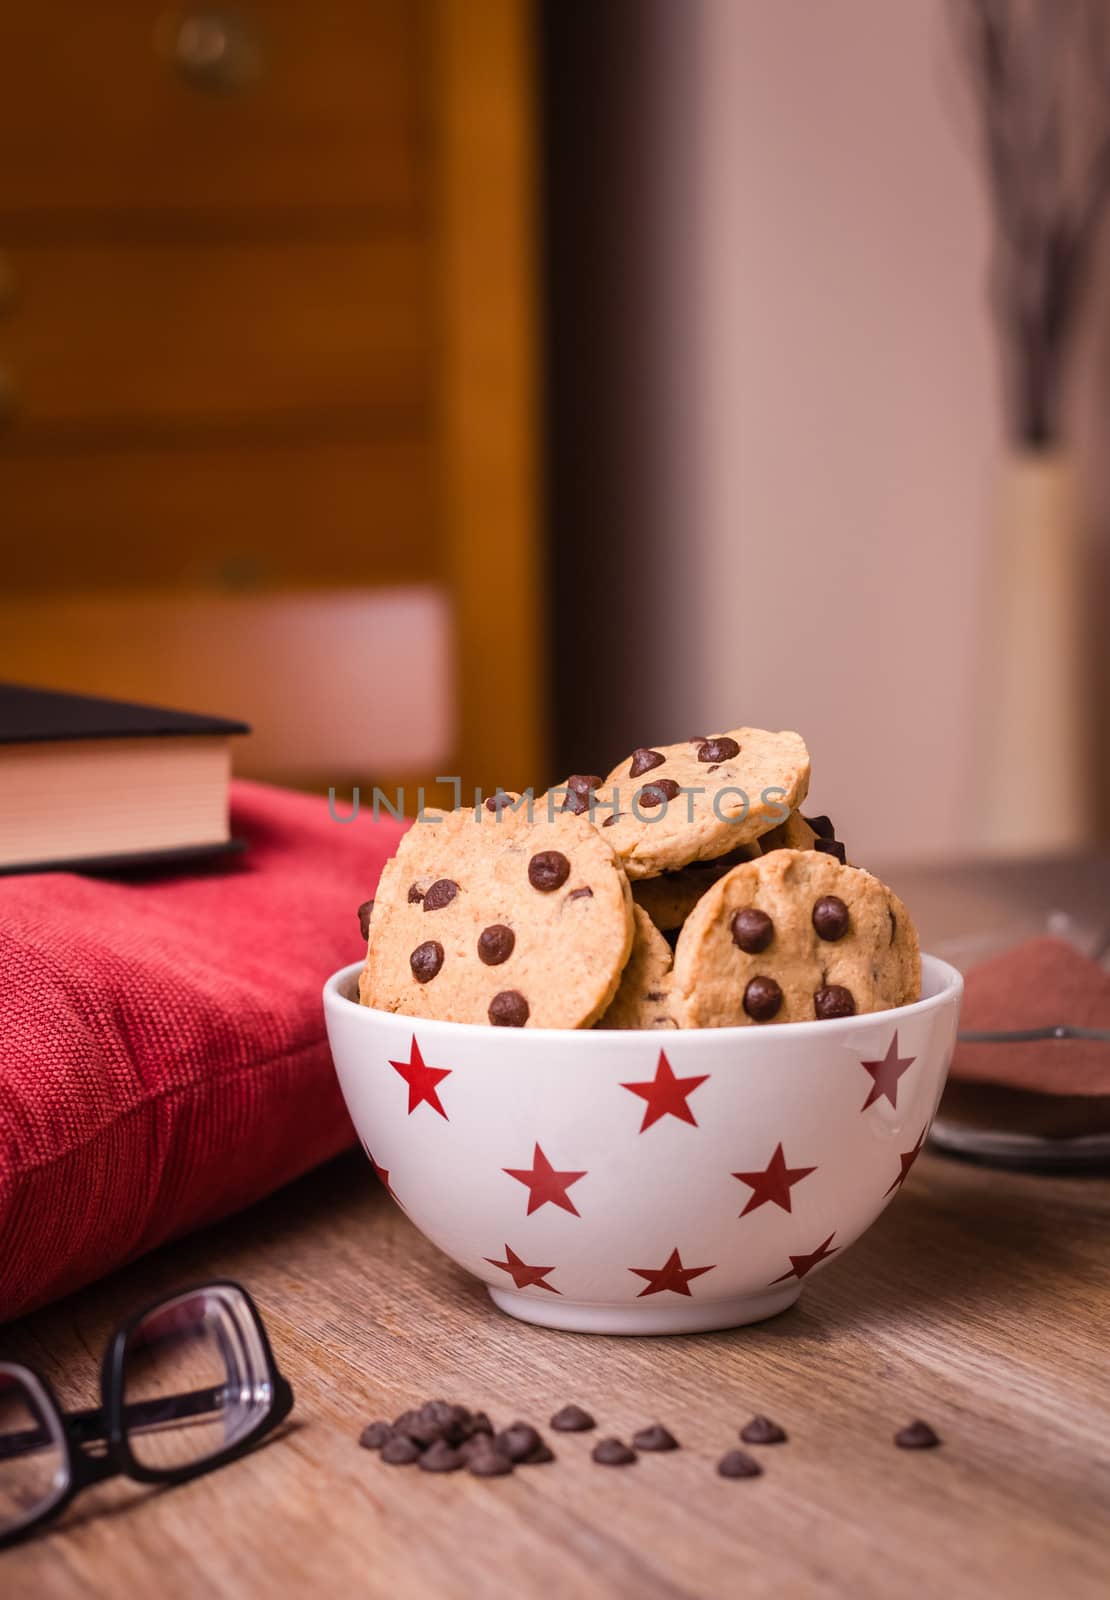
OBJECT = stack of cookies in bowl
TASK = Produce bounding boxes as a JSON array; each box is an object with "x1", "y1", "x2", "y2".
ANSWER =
[{"x1": 359, "y1": 726, "x2": 920, "y2": 1032}]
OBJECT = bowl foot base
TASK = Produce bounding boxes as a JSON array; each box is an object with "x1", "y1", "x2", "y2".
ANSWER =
[{"x1": 487, "y1": 1283, "x2": 801, "y2": 1336}]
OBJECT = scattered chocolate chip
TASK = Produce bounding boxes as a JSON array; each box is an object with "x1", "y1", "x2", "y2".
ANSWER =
[
  {"x1": 357, "y1": 900, "x2": 375, "y2": 939},
  {"x1": 568, "y1": 886, "x2": 594, "y2": 900},
  {"x1": 632, "y1": 1424, "x2": 679, "y2": 1452},
  {"x1": 489, "y1": 990, "x2": 530, "y2": 1027},
  {"x1": 423, "y1": 878, "x2": 459, "y2": 912},
  {"x1": 484, "y1": 792, "x2": 515, "y2": 814},
  {"x1": 419, "y1": 1440, "x2": 464, "y2": 1472},
  {"x1": 895, "y1": 1420, "x2": 941, "y2": 1450},
  {"x1": 463, "y1": 1411, "x2": 494, "y2": 1439},
  {"x1": 804, "y1": 814, "x2": 836, "y2": 839},
  {"x1": 815, "y1": 837, "x2": 847, "y2": 865},
  {"x1": 717, "y1": 1449, "x2": 763, "y2": 1479},
  {"x1": 562, "y1": 774, "x2": 604, "y2": 814},
  {"x1": 380, "y1": 1435, "x2": 421, "y2": 1465},
  {"x1": 478, "y1": 924, "x2": 515, "y2": 965},
  {"x1": 358, "y1": 1420, "x2": 391, "y2": 1450},
  {"x1": 744, "y1": 976, "x2": 783, "y2": 1022},
  {"x1": 732, "y1": 907, "x2": 774, "y2": 954},
  {"x1": 467, "y1": 1446, "x2": 514, "y2": 1477},
  {"x1": 602, "y1": 812, "x2": 620, "y2": 827},
  {"x1": 551, "y1": 1404, "x2": 595, "y2": 1432},
  {"x1": 697, "y1": 736, "x2": 740, "y2": 763},
  {"x1": 629, "y1": 747, "x2": 666, "y2": 778},
  {"x1": 496, "y1": 1423, "x2": 543, "y2": 1463},
  {"x1": 592, "y1": 1438, "x2": 636, "y2": 1466},
  {"x1": 407, "y1": 884, "x2": 425, "y2": 904},
  {"x1": 410, "y1": 941, "x2": 444, "y2": 983},
  {"x1": 740, "y1": 1415, "x2": 787, "y2": 1445},
  {"x1": 638, "y1": 778, "x2": 680, "y2": 809},
  {"x1": 522, "y1": 1442, "x2": 555, "y2": 1465},
  {"x1": 814, "y1": 985, "x2": 856, "y2": 1020},
  {"x1": 528, "y1": 850, "x2": 571, "y2": 892},
  {"x1": 812, "y1": 894, "x2": 850, "y2": 941}
]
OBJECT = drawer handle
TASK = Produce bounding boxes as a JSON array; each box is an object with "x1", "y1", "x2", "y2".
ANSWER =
[{"x1": 165, "y1": 9, "x2": 260, "y2": 92}]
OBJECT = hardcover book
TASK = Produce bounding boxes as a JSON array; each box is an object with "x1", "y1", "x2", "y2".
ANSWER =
[{"x1": 0, "y1": 683, "x2": 249, "y2": 874}]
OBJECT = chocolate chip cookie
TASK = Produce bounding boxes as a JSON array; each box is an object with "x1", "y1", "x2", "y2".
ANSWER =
[
  {"x1": 598, "y1": 905, "x2": 676, "y2": 1029},
  {"x1": 360, "y1": 803, "x2": 635, "y2": 1028},
  {"x1": 671, "y1": 848, "x2": 919, "y2": 1027},
  {"x1": 596, "y1": 729, "x2": 810, "y2": 880}
]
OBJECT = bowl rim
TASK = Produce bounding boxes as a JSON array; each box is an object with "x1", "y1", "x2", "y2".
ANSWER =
[{"x1": 324, "y1": 951, "x2": 962, "y2": 1048}]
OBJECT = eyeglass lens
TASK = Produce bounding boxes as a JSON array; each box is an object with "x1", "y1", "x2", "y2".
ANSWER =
[
  {"x1": 0, "y1": 1367, "x2": 69, "y2": 1538},
  {"x1": 121, "y1": 1285, "x2": 273, "y2": 1472}
]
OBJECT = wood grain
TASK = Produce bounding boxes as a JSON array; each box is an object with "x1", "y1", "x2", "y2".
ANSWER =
[
  {"x1": 434, "y1": 0, "x2": 545, "y2": 796},
  {"x1": 0, "y1": 0, "x2": 425, "y2": 225},
  {"x1": 2, "y1": 1146, "x2": 1107, "y2": 1600},
  {"x1": 2, "y1": 865, "x2": 1110, "y2": 1594},
  {"x1": 0, "y1": 432, "x2": 436, "y2": 591},
  {"x1": 0, "y1": 239, "x2": 429, "y2": 436}
]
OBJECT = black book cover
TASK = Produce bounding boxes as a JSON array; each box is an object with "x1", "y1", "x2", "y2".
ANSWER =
[{"x1": 0, "y1": 682, "x2": 250, "y2": 745}]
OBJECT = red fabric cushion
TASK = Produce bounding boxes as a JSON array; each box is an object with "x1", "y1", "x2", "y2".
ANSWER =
[{"x1": 0, "y1": 780, "x2": 401, "y2": 1322}]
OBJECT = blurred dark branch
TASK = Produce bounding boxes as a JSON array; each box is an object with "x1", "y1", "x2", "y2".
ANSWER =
[{"x1": 951, "y1": 0, "x2": 1110, "y2": 446}]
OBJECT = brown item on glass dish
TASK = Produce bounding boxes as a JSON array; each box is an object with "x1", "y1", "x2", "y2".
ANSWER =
[{"x1": 935, "y1": 936, "x2": 1110, "y2": 1165}]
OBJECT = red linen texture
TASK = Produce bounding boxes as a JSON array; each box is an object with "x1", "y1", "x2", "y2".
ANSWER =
[{"x1": 0, "y1": 781, "x2": 401, "y2": 1321}]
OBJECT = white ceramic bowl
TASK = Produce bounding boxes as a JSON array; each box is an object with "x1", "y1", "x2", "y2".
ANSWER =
[{"x1": 324, "y1": 955, "x2": 962, "y2": 1336}]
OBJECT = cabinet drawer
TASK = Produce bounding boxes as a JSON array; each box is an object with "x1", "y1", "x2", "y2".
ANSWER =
[
  {"x1": 0, "y1": 0, "x2": 425, "y2": 224},
  {"x1": 0, "y1": 239, "x2": 429, "y2": 435},
  {"x1": 0, "y1": 433, "x2": 437, "y2": 588}
]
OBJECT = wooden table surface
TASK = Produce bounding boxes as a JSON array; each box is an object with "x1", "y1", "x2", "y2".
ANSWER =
[{"x1": 4, "y1": 862, "x2": 1110, "y2": 1599}]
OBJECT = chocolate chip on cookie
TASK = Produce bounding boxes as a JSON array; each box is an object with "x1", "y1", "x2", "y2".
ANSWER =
[
  {"x1": 568, "y1": 886, "x2": 594, "y2": 900},
  {"x1": 489, "y1": 990, "x2": 530, "y2": 1027},
  {"x1": 638, "y1": 778, "x2": 680, "y2": 810},
  {"x1": 629, "y1": 747, "x2": 666, "y2": 778},
  {"x1": 732, "y1": 908, "x2": 774, "y2": 953},
  {"x1": 529, "y1": 850, "x2": 571, "y2": 892},
  {"x1": 410, "y1": 941, "x2": 444, "y2": 983},
  {"x1": 744, "y1": 976, "x2": 783, "y2": 1021},
  {"x1": 358, "y1": 899, "x2": 375, "y2": 939},
  {"x1": 697, "y1": 736, "x2": 740, "y2": 763},
  {"x1": 561, "y1": 774, "x2": 604, "y2": 815},
  {"x1": 407, "y1": 884, "x2": 425, "y2": 904},
  {"x1": 812, "y1": 895, "x2": 850, "y2": 941},
  {"x1": 815, "y1": 837, "x2": 847, "y2": 865},
  {"x1": 805, "y1": 814, "x2": 836, "y2": 839},
  {"x1": 814, "y1": 985, "x2": 856, "y2": 1019},
  {"x1": 477, "y1": 924, "x2": 515, "y2": 965},
  {"x1": 484, "y1": 792, "x2": 516, "y2": 814},
  {"x1": 423, "y1": 878, "x2": 459, "y2": 912}
]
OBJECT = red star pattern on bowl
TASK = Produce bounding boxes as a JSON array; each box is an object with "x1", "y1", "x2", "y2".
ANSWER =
[
  {"x1": 503, "y1": 1144, "x2": 587, "y2": 1217},
  {"x1": 620, "y1": 1050, "x2": 709, "y2": 1131},
  {"x1": 732, "y1": 1143, "x2": 817, "y2": 1217},
  {"x1": 327, "y1": 954, "x2": 962, "y2": 1335}
]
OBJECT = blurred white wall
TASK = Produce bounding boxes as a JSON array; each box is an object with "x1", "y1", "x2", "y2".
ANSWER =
[{"x1": 631, "y1": 0, "x2": 1005, "y2": 859}]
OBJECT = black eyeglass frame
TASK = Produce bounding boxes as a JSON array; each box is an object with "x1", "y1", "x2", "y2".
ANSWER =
[{"x1": 0, "y1": 1279, "x2": 293, "y2": 1548}]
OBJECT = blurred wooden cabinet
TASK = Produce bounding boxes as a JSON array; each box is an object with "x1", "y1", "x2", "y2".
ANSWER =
[{"x1": 0, "y1": 0, "x2": 542, "y2": 795}]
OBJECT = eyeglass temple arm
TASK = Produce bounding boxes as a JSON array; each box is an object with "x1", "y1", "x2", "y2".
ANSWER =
[{"x1": 0, "y1": 1383, "x2": 227, "y2": 1461}]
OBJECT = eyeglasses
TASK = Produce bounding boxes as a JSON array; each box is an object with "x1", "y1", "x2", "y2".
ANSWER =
[{"x1": 0, "y1": 1280, "x2": 293, "y2": 1546}]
